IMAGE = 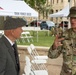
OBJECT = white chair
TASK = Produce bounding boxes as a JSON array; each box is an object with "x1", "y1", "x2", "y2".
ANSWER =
[
  {"x1": 27, "y1": 46, "x2": 47, "y2": 70},
  {"x1": 23, "y1": 56, "x2": 48, "y2": 75},
  {"x1": 30, "y1": 44, "x2": 48, "y2": 60},
  {"x1": 20, "y1": 31, "x2": 33, "y2": 43},
  {"x1": 30, "y1": 44, "x2": 48, "y2": 70},
  {"x1": 24, "y1": 56, "x2": 31, "y2": 75}
]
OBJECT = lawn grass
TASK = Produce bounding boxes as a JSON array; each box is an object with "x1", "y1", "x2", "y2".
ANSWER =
[{"x1": 17, "y1": 30, "x2": 55, "y2": 47}]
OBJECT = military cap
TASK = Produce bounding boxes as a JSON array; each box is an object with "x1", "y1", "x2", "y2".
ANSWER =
[
  {"x1": 3, "y1": 17, "x2": 26, "y2": 30},
  {"x1": 68, "y1": 6, "x2": 76, "y2": 17}
]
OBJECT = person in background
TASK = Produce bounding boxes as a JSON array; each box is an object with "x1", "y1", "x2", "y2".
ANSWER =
[
  {"x1": 51, "y1": 26, "x2": 63, "y2": 36},
  {"x1": 48, "y1": 6, "x2": 76, "y2": 75},
  {"x1": 0, "y1": 17, "x2": 26, "y2": 75}
]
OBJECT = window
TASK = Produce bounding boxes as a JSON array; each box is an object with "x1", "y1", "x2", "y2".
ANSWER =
[
  {"x1": 68, "y1": 0, "x2": 70, "y2": 2},
  {"x1": 56, "y1": 10, "x2": 58, "y2": 12},
  {"x1": 57, "y1": 0, "x2": 58, "y2": 3},
  {"x1": 53, "y1": 0, "x2": 54, "y2": 4},
  {"x1": 61, "y1": 0, "x2": 63, "y2": 2}
]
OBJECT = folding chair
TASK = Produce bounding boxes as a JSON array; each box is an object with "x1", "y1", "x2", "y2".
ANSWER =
[
  {"x1": 27, "y1": 46, "x2": 47, "y2": 70},
  {"x1": 30, "y1": 44, "x2": 48, "y2": 60},
  {"x1": 20, "y1": 31, "x2": 33, "y2": 43},
  {"x1": 23, "y1": 56, "x2": 48, "y2": 75}
]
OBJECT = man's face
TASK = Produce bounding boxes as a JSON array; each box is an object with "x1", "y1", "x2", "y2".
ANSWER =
[
  {"x1": 11, "y1": 27, "x2": 23, "y2": 39},
  {"x1": 70, "y1": 17, "x2": 76, "y2": 29}
]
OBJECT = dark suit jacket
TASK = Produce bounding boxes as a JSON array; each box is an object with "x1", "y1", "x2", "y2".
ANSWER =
[{"x1": 0, "y1": 35, "x2": 20, "y2": 75}]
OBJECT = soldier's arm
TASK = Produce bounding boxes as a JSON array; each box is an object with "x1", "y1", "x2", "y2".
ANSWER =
[
  {"x1": 48, "y1": 35, "x2": 64, "y2": 58},
  {"x1": 48, "y1": 44, "x2": 62, "y2": 58}
]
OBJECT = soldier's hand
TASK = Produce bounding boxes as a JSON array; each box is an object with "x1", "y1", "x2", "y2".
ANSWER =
[{"x1": 52, "y1": 35, "x2": 64, "y2": 49}]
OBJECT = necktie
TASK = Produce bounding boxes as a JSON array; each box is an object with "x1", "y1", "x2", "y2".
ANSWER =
[
  {"x1": 12, "y1": 44, "x2": 17, "y2": 63},
  {"x1": 12, "y1": 44, "x2": 20, "y2": 73}
]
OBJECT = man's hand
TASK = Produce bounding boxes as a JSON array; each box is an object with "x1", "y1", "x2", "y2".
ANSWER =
[{"x1": 52, "y1": 35, "x2": 64, "y2": 49}]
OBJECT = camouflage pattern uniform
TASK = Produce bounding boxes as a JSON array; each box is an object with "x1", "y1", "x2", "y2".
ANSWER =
[
  {"x1": 48, "y1": 28, "x2": 76, "y2": 75},
  {"x1": 51, "y1": 26, "x2": 63, "y2": 36}
]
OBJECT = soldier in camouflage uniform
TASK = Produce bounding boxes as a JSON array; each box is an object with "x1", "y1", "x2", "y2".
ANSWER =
[{"x1": 48, "y1": 6, "x2": 76, "y2": 75}]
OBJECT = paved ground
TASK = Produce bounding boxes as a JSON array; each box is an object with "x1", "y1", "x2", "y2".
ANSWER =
[
  {"x1": 47, "y1": 55, "x2": 63, "y2": 75},
  {"x1": 18, "y1": 45, "x2": 63, "y2": 75}
]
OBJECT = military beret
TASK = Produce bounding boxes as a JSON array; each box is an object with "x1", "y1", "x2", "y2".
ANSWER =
[
  {"x1": 3, "y1": 17, "x2": 26, "y2": 30},
  {"x1": 68, "y1": 6, "x2": 76, "y2": 17}
]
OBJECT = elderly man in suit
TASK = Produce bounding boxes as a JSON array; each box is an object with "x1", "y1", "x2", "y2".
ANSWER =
[{"x1": 0, "y1": 17, "x2": 26, "y2": 75}]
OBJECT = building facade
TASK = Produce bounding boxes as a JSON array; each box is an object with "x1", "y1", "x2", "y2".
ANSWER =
[{"x1": 48, "y1": 0, "x2": 76, "y2": 23}]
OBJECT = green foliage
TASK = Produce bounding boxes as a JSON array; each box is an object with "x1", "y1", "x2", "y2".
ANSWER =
[
  {"x1": 24, "y1": 0, "x2": 52, "y2": 19},
  {"x1": 17, "y1": 30, "x2": 55, "y2": 47},
  {"x1": 35, "y1": 0, "x2": 46, "y2": 6},
  {"x1": 24, "y1": 0, "x2": 35, "y2": 8},
  {"x1": 24, "y1": 0, "x2": 46, "y2": 9},
  {"x1": 29, "y1": 0, "x2": 35, "y2": 8}
]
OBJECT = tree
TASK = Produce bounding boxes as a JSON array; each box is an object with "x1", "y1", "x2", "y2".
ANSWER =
[
  {"x1": 24, "y1": 0, "x2": 46, "y2": 18},
  {"x1": 24, "y1": 0, "x2": 35, "y2": 8},
  {"x1": 24, "y1": 0, "x2": 52, "y2": 19}
]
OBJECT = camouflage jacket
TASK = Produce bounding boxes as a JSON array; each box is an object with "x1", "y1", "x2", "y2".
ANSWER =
[{"x1": 48, "y1": 28, "x2": 76, "y2": 75}]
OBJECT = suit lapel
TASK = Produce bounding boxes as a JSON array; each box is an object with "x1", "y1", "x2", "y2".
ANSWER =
[{"x1": 2, "y1": 36, "x2": 17, "y2": 68}]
